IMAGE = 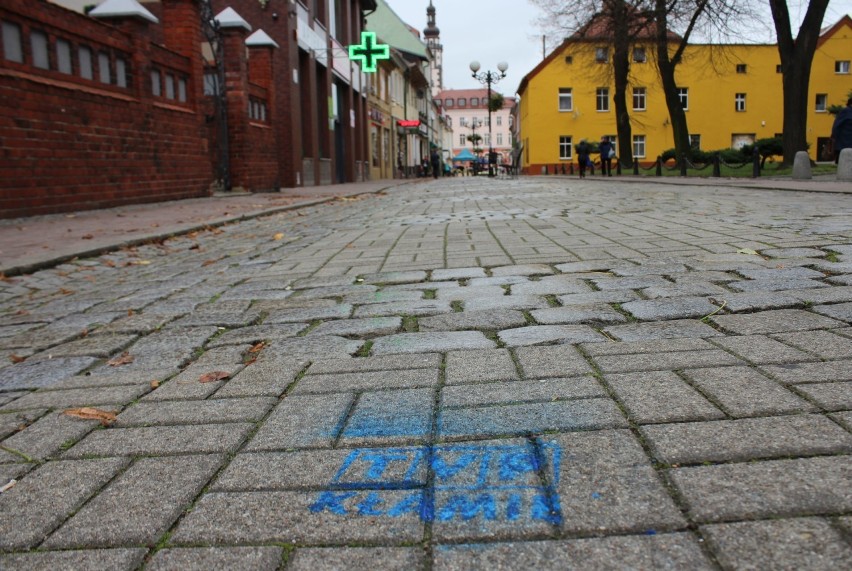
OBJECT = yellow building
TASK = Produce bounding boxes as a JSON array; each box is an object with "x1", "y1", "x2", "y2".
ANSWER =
[{"x1": 517, "y1": 15, "x2": 852, "y2": 172}]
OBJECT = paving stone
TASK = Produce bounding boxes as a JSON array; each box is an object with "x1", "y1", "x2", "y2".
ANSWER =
[
  {"x1": 307, "y1": 353, "x2": 441, "y2": 374},
  {"x1": 760, "y1": 247, "x2": 826, "y2": 258},
  {"x1": 147, "y1": 547, "x2": 283, "y2": 571},
  {"x1": 466, "y1": 275, "x2": 529, "y2": 287},
  {"x1": 711, "y1": 309, "x2": 845, "y2": 335},
  {"x1": 432, "y1": 534, "x2": 714, "y2": 570},
  {"x1": 92, "y1": 313, "x2": 174, "y2": 335},
  {"x1": 44, "y1": 454, "x2": 224, "y2": 548},
  {"x1": 0, "y1": 356, "x2": 98, "y2": 391},
  {"x1": 602, "y1": 320, "x2": 722, "y2": 342},
  {"x1": 796, "y1": 382, "x2": 852, "y2": 411},
  {"x1": 361, "y1": 270, "x2": 428, "y2": 284},
  {"x1": 762, "y1": 360, "x2": 852, "y2": 384},
  {"x1": 353, "y1": 300, "x2": 453, "y2": 318},
  {"x1": 0, "y1": 409, "x2": 47, "y2": 440},
  {"x1": 642, "y1": 415, "x2": 852, "y2": 465},
  {"x1": 620, "y1": 297, "x2": 720, "y2": 321},
  {"x1": 737, "y1": 267, "x2": 827, "y2": 280},
  {"x1": 439, "y1": 398, "x2": 627, "y2": 439},
  {"x1": 812, "y1": 302, "x2": 852, "y2": 322},
  {"x1": 44, "y1": 334, "x2": 138, "y2": 358},
  {"x1": 498, "y1": 325, "x2": 605, "y2": 347},
  {"x1": 245, "y1": 393, "x2": 353, "y2": 450},
  {"x1": 340, "y1": 388, "x2": 433, "y2": 446},
  {"x1": 702, "y1": 518, "x2": 852, "y2": 571},
  {"x1": 605, "y1": 371, "x2": 725, "y2": 424},
  {"x1": 431, "y1": 267, "x2": 487, "y2": 280},
  {"x1": 510, "y1": 276, "x2": 591, "y2": 296},
  {"x1": 669, "y1": 455, "x2": 852, "y2": 522},
  {"x1": 543, "y1": 430, "x2": 686, "y2": 534},
  {"x1": 728, "y1": 278, "x2": 829, "y2": 292},
  {"x1": 711, "y1": 334, "x2": 814, "y2": 364},
  {"x1": 788, "y1": 285, "x2": 852, "y2": 304},
  {"x1": 372, "y1": 331, "x2": 495, "y2": 355},
  {"x1": 641, "y1": 282, "x2": 729, "y2": 299},
  {"x1": 582, "y1": 337, "x2": 714, "y2": 356},
  {"x1": 515, "y1": 345, "x2": 593, "y2": 379},
  {"x1": 291, "y1": 284, "x2": 377, "y2": 301},
  {"x1": 116, "y1": 397, "x2": 275, "y2": 427},
  {"x1": 556, "y1": 290, "x2": 642, "y2": 306},
  {"x1": 213, "y1": 447, "x2": 426, "y2": 491},
  {"x1": 264, "y1": 304, "x2": 353, "y2": 323},
  {"x1": 309, "y1": 316, "x2": 402, "y2": 337},
  {"x1": 1, "y1": 385, "x2": 149, "y2": 411},
  {"x1": 293, "y1": 368, "x2": 439, "y2": 394},
  {"x1": 531, "y1": 305, "x2": 627, "y2": 325},
  {"x1": 47, "y1": 369, "x2": 175, "y2": 390},
  {"x1": 0, "y1": 411, "x2": 100, "y2": 461},
  {"x1": 771, "y1": 329, "x2": 852, "y2": 359},
  {"x1": 593, "y1": 350, "x2": 742, "y2": 374},
  {"x1": 683, "y1": 366, "x2": 816, "y2": 417},
  {"x1": 289, "y1": 547, "x2": 423, "y2": 571},
  {"x1": 0, "y1": 458, "x2": 128, "y2": 549},
  {"x1": 419, "y1": 309, "x2": 528, "y2": 332},
  {"x1": 442, "y1": 376, "x2": 605, "y2": 408},
  {"x1": 0, "y1": 462, "x2": 31, "y2": 484},
  {"x1": 206, "y1": 324, "x2": 307, "y2": 347},
  {"x1": 462, "y1": 294, "x2": 550, "y2": 312},
  {"x1": 490, "y1": 264, "x2": 555, "y2": 277},
  {"x1": 831, "y1": 411, "x2": 852, "y2": 430},
  {"x1": 445, "y1": 349, "x2": 518, "y2": 384},
  {"x1": 591, "y1": 276, "x2": 673, "y2": 291},
  {"x1": 0, "y1": 549, "x2": 146, "y2": 571},
  {"x1": 214, "y1": 359, "x2": 306, "y2": 398},
  {"x1": 709, "y1": 291, "x2": 802, "y2": 312},
  {"x1": 63, "y1": 423, "x2": 253, "y2": 458},
  {"x1": 170, "y1": 490, "x2": 424, "y2": 545},
  {"x1": 435, "y1": 286, "x2": 507, "y2": 301}
]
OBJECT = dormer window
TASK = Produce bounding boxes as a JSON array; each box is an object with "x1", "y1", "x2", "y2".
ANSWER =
[
  {"x1": 595, "y1": 47, "x2": 608, "y2": 63},
  {"x1": 633, "y1": 48, "x2": 646, "y2": 63}
]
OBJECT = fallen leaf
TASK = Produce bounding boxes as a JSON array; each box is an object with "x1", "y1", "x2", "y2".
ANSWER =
[
  {"x1": 244, "y1": 357, "x2": 257, "y2": 366},
  {"x1": 81, "y1": 234, "x2": 94, "y2": 240},
  {"x1": 14, "y1": 309, "x2": 29, "y2": 316},
  {"x1": 737, "y1": 248, "x2": 760, "y2": 256},
  {"x1": 59, "y1": 288, "x2": 74, "y2": 295},
  {"x1": 273, "y1": 232, "x2": 285, "y2": 241},
  {"x1": 9, "y1": 354, "x2": 26, "y2": 364},
  {"x1": 134, "y1": 260, "x2": 152, "y2": 266},
  {"x1": 107, "y1": 352, "x2": 134, "y2": 366},
  {"x1": 63, "y1": 407, "x2": 118, "y2": 426},
  {"x1": 127, "y1": 309, "x2": 135, "y2": 316},
  {"x1": 199, "y1": 371, "x2": 230, "y2": 383},
  {"x1": 201, "y1": 259, "x2": 218, "y2": 267},
  {"x1": 249, "y1": 342, "x2": 266, "y2": 354},
  {"x1": 0, "y1": 479, "x2": 16, "y2": 493},
  {"x1": 189, "y1": 244, "x2": 200, "y2": 250},
  {"x1": 150, "y1": 380, "x2": 161, "y2": 389},
  {"x1": 103, "y1": 259, "x2": 116, "y2": 268}
]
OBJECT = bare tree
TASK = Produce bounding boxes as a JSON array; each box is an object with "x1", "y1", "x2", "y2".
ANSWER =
[{"x1": 768, "y1": 0, "x2": 830, "y2": 165}]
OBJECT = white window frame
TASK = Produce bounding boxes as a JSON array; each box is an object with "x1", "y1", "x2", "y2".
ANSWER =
[
  {"x1": 497, "y1": 133, "x2": 503, "y2": 145},
  {"x1": 596, "y1": 88, "x2": 609, "y2": 112},
  {"x1": 735, "y1": 93, "x2": 746, "y2": 112},
  {"x1": 815, "y1": 93, "x2": 827, "y2": 112},
  {"x1": 633, "y1": 135, "x2": 646, "y2": 158},
  {"x1": 459, "y1": 134, "x2": 465, "y2": 146},
  {"x1": 677, "y1": 87, "x2": 689, "y2": 110},
  {"x1": 558, "y1": 88, "x2": 573, "y2": 112},
  {"x1": 632, "y1": 87, "x2": 646, "y2": 111},
  {"x1": 559, "y1": 136, "x2": 573, "y2": 160},
  {"x1": 595, "y1": 47, "x2": 608, "y2": 63},
  {"x1": 836, "y1": 60, "x2": 850, "y2": 74}
]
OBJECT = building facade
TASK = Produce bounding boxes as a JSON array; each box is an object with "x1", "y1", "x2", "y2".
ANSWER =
[
  {"x1": 436, "y1": 88, "x2": 515, "y2": 165},
  {"x1": 517, "y1": 15, "x2": 852, "y2": 173}
]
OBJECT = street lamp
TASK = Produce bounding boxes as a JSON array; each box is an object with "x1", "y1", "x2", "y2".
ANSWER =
[{"x1": 470, "y1": 60, "x2": 508, "y2": 177}]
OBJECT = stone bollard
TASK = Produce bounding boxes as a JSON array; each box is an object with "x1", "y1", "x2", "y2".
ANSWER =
[
  {"x1": 839, "y1": 148, "x2": 852, "y2": 182},
  {"x1": 792, "y1": 151, "x2": 812, "y2": 180}
]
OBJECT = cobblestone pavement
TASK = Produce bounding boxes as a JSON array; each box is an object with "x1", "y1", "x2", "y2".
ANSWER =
[{"x1": 1, "y1": 177, "x2": 851, "y2": 569}]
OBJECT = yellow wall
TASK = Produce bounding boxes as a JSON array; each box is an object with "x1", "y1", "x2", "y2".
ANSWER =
[{"x1": 519, "y1": 19, "x2": 852, "y2": 169}]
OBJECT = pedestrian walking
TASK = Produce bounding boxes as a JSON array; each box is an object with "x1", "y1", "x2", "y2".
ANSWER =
[
  {"x1": 599, "y1": 136, "x2": 614, "y2": 176},
  {"x1": 831, "y1": 96, "x2": 852, "y2": 163},
  {"x1": 430, "y1": 149, "x2": 441, "y2": 179},
  {"x1": 576, "y1": 139, "x2": 591, "y2": 178}
]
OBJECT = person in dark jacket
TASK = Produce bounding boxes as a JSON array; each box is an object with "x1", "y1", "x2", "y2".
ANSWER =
[
  {"x1": 430, "y1": 150, "x2": 441, "y2": 179},
  {"x1": 832, "y1": 97, "x2": 852, "y2": 163},
  {"x1": 599, "y1": 136, "x2": 613, "y2": 176},
  {"x1": 576, "y1": 139, "x2": 591, "y2": 178}
]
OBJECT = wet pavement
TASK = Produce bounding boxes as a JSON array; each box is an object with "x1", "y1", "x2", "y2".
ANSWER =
[{"x1": 1, "y1": 176, "x2": 851, "y2": 569}]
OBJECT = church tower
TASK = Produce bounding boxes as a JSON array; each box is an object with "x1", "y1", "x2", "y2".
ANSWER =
[{"x1": 423, "y1": 1, "x2": 443, "y2": 96}]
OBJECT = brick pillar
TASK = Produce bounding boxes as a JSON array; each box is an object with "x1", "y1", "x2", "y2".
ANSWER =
[
  {"x1": 220, "y1": 23, "x2": 251, "y2": 190},
  {"x1": 248, "y1": 35, "x2": 278, "y2": 188},
  {"x1": 159, "y1": 0, "x2": 205, "y2": 107}
]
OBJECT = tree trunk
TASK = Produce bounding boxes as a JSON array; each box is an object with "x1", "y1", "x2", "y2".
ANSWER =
[
  {"x1": 657, "y1": 56, "x2": 690, "y2": 161},
  {"x1": 610, "y1": 0, "x2": 634, "y2": 166},
  {"x1": 769, "y1": 0, "x2": 830, "y2": 165}
]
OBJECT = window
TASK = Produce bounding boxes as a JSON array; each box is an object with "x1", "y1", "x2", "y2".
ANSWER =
[
  {"x1": 471, "y1": 97, "x2": 479, "y2": 106},
  {"x1": 559, "y1": 136, "x2": 573, "y2": 160},
  {"x1": 458, "y1": 98, "x2": 467, "y2": 106},
  {"x1": 677, "y1": 87, "x2": 689, "y2": 110},
  {"x1": 596, "y1": 88, "x2": 609, "y2": 112},
  {"x1": 178, "y1": 78, "x2": 187, "y2": 102},
  {"x1": 165, "y1": 74, "x2": 175, "y2": 99},
  {"x1": 776, "y1": 64, "x2": 782, "y2": 73},
  {"x1": 496, "y1": 116, "x2": 502, "y2": 126},
  {"x1": 595, "y1": 47, "x2": 608, "y2": 63},
  {"x1": 459, "y1": 117, "x2": 467, "y2": 127},
  {"x1": 151, "y1": 70, "x2": 161, "y2": 96},
  {"x1": 735, "y1": 93, "x2": 746, "y2": 112},
  {"x1": 78, "y1": 46, "x2": 93, "y2": 79},
  {"x1": 836, "y1": 61, "x2": 850, "y2": 74},
  {"x1": 633, "y1": 87, "x2": 646, "y2": 111},
  {"x1": 564, "y1": 55, "x2": 573, "y2": 64},
  {"x1": 690, "y1": 134, "x2": 701, "y2": 150},
  {"x1": 459, "y1": 134, "x2": 466, "y2": 145},
  {"x1": 203, "y1": 72, "x2": 220, "y2": 95},
  {"x1": 445, "y1": 98, "x2": 454, "y2": 107},
  {"x1": 116, "y1": 58, "x2": 127, "y2": 87},
  {"x1": 497, "y1": 133, "x2": 503, "y2": 145},
  {"x1": 736, "y1": 64, "x2": 747, "y2": 74},
  {"x1": 31, "y1": 31, "x2": 49, "y2": 69},
  {"x1": 56, "y1": 39, "x2": 72, "y2": 74},
  {"x1": 633, "y1": 135, "x2": 646, "y2": 158},
  {"x1": 633, "y1": 48, "x2": 646, "y2": 63},
  {"x1": 815, "y1": 93, "x2": 828, "y2": 112},
  {"x1": 98, "y1": 52, "x2": 110, "y2": 84},
  {"x1": 558, "y1": 87, "x2": 573, "y2": 111},
  {"x1": 2, "y1": 22, "x2": 23, "y2": 63},
  {"x1": 731, "y1": 134, "x2": 755, "y2": 149}
]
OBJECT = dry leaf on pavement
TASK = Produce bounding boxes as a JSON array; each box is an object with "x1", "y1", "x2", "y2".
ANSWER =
[
  {"x1": 150, "y1": 380, "x2": 161, "y2": 389},
  {"x1": 107, "y1": 352, "x2": 134, "y2": 366},
  {"x1": 273, "y1": 233, "x2": 285, "y2": 240},
  {"x1": 63, "y1": 407, "x2": 118, "y2": 426},
  {"x1": 248, "y1": 342, "x2": 266, "y2": 354},
  {"x1": 199, "y1": 371, "x2": 230, "y2": 383},
  {"x1": 9, "y1": 354, "x2": 26, "y2": 364}
]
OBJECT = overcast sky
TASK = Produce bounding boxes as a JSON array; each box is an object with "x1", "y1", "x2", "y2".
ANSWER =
[{"x1": 387, "y1": 0, "x2": 852, "y2": 96}]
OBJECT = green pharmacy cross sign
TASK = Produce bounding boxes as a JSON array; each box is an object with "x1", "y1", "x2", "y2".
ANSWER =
[{"x1": 349, "y1": 31, "x2": 390, "y2": 73}]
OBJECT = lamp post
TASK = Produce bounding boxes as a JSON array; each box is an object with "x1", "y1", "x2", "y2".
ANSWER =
[{"x1": 470, "y1": 60, "x2": 508, "y2": 177}]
